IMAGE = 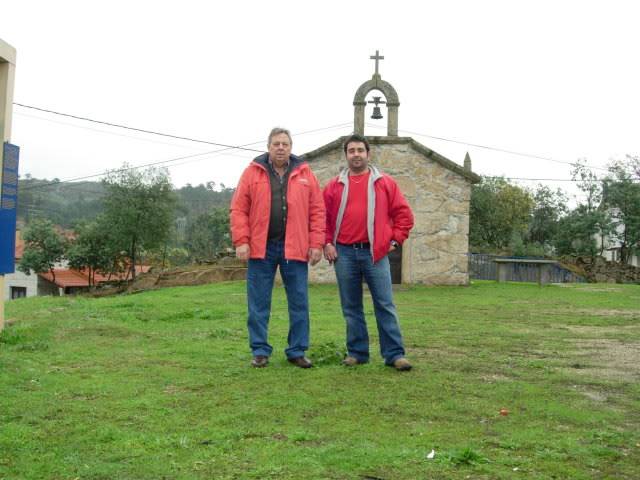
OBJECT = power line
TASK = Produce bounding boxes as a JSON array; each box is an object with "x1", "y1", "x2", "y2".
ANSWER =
[
  {"x1": 14, "y1": 111, "x2": 207, "y2": 150},
  {"x1": 19, "y1": 120, "x2": 353, "y2": 191},
  {"x1": 13, "y1": 103, "x2": 266, "y2": 152},
  {"x1": 365, "y1": 123, "x2": 610, "y2": 172},
  {"x1": 485, "y1": 176, "x2": 581, "y2": 182}
]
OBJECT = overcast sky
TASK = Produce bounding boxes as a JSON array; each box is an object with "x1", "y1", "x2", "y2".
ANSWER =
[{"x1": 2, "y1": 1, "x2": 639, "y2": 201}]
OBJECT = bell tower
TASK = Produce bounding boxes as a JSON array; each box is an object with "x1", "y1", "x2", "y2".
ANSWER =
[{"x1": 353, "y1": 50, "x2": 400, "y2": 136}]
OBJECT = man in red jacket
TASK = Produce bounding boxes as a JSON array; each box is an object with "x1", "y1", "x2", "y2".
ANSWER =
[
  {"x1": 231, "y1": 127, "x2": 325, "y2": 368},
  {"x1": 323, "y1": 134, "x2": 414, "y2": 371}
]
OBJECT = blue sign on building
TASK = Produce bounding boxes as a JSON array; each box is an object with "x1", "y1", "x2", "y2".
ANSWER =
[{"x1": 0, "y1": 142, "x2": 20, "y2": 274}]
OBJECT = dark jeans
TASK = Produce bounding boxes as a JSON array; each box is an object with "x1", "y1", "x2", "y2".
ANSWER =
[
  {"x1": 247, "y1": 240, "x2": 309, "y2": 359},
  {"x1": 334, "y1": 243, "x2": 406, "y2": 364}
]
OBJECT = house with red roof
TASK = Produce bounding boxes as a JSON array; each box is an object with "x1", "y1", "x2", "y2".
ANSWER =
[{"x1": 3, "y1": 231, "x2": 150, "y2": 299}]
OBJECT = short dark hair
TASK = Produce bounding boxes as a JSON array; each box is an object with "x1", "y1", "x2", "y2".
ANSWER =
[{"x1": 343, "y1": 134, "x2": 370, "y2": 154}]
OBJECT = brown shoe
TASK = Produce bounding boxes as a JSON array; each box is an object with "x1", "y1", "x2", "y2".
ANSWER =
[
  {"x1": 251, "y1": 355, "x2": 269, "y2": 368},
  {"x1": 288, "y1": 356, "x2": 313, "y2": 368},
  {"x1": 392, "y1": 357, "x2": 412, "y2": 371},
  {"x1": 342, "y1": 356, "x2": 364, "y2": 367}
]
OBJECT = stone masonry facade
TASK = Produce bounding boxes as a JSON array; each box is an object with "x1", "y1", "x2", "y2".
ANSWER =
[{"x1": 303, "y1": 136, "x2": 480, "y2": 285}]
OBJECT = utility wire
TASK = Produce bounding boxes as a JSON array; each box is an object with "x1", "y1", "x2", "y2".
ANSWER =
[
  {"x1": 13, "y1": 103, "x2": 266, "y2": 152},
  {"x1": 19, "y1": 120, "x2": 352, "y2": 191},
  {"x1": 14, "y1": 111, "x2": 207, "y2": 150},
  {"x1": 365, "y1": 122, "x2": 610, "y2": 172}
]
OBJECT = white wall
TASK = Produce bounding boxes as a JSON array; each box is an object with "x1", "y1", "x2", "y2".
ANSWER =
[{"x1": 3, "y1": 268, "x2": 38, "y2": 300}]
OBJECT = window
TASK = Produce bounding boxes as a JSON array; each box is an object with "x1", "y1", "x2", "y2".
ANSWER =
[{"x1": 11, "y1": 286, "x2": 27, "y2": 299}]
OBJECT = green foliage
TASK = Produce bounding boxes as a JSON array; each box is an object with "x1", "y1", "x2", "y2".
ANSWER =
[
  {"x1": 470, "y1": 177, "x2": 534, "y2": 252},
  {"x1": 554, "y1": 206, "x2": 608, "y2": 257},
  {"x1": 143, "y1": 247, "x2": 191, "y2": 268},
  {"x1": 553, "y1": 160, "x2": 614, "y2": 258},
  {"x1": 527, "y1": 185, "x2": 568, "y2": 249},
  {"x1": 308, "y1": 341, "x2": 345, "y2": 365},
  {"x1": 175, "y1": 182, "x2": 234, "y2": 219},
  {"x1": 442, "y1": 447, "x2": 488, "y2": 466},
  {"x1": 17, "y1": 219, "x2": 66, "y2": 280},
  {"x1": 602, "y1": 155, "x2": 640, "y2": 264},
  {"x1": 66, "y1": 218, "x2": 121, "y2": 285},
  {"x1": 17, "y1": 177, "x2": 236, "y2": 265},
  {"x1": 185, "y1": 207, "x2": 232, "y2": 261},
  {"x1": 509, "y1": 232, "x2": 545, "y2": 257},
  {"x1": 17, "y1": 178, "x2": 105, "y2": 228},
  {"x1": 102, "y1": 165, "x2": 177, "y2": 278}
]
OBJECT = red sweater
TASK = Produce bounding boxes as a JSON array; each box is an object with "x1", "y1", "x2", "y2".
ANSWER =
[{"x1": 323, "y1": 166, "x2": 414, "y2": 262}]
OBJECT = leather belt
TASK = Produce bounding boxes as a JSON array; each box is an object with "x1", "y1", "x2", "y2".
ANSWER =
[{"x1": 337, "y1": 242, "x2": 370, "y2": 249}]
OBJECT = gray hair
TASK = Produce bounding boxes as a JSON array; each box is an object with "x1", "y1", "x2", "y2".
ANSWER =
[{"x1": 268, "y1": 127, "x2": 292, "y2": 146}]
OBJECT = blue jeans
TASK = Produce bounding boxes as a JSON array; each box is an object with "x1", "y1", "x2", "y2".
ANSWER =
[
  {"x1": 334, "y1": 243, "x2": 406, "y2": 365},
  {"x1": 247, "y1": 240, "x2": 309, "y2": 359}
]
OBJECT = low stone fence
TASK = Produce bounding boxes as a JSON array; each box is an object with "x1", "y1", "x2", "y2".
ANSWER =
[
  {"x1": 566, "y1": 256, "x2": 640, "y2": 284},
  {"x1": 126, "y1": 258, "x2": 247, "y2": 293}
]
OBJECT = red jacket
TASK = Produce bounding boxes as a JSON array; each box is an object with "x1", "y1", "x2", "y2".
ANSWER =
[
  {"x1": 323, "y1": 166, "x2": 414, "y2": 262},
  {"x1": 230, "y1": 154, "x2": 325, "y2": 261}
]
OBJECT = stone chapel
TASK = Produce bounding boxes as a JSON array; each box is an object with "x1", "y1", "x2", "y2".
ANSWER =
[{"x1": 304, "y1": 52, "x2": 481, "y2": 285}]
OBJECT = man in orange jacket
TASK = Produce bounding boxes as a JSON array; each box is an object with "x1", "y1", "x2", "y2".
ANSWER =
[{"x1": 230, "y1": 127, "x2": 325, "y2": 368}]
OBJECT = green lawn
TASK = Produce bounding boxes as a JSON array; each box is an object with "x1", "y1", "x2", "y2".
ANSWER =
[{"x1": 1, "y1": 281, "x2": 639, "y2": 479}]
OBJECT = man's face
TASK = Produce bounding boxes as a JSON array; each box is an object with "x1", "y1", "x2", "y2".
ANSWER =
[
  {"x1": 345, "y1": 141, "x2": 370, "y2": 174},
  {"x1": 268, "y1": 133, "x2": 292, "y2": 168}
]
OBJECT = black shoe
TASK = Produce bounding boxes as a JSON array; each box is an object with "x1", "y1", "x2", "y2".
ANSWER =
[
  {"x1": 288, "y1": 356, "x2": 313, "y2": 368},
  {"x1": 251, "y1": 355, "x2": 269, "y2": 368}
]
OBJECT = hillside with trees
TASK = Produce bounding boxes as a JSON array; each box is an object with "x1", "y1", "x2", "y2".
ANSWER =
[
  {"x1": 17, "y1": 169, "x2": 236, "y2": 270},
  {"x1": 16, "y1": 155, "x2": 640, "y2": 277}
]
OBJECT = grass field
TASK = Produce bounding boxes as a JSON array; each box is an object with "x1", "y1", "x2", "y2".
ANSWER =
[{"x1": 1, "y1": 280, "x2": 639, "y2": 479}]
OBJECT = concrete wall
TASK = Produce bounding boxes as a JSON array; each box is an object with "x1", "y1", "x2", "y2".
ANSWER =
[
  {"x1": 3, "y1": 268, "x2": 38, "y2": 300},
  {"x1": 304, "y1": 137, "x2": 478, "y2": 285}
]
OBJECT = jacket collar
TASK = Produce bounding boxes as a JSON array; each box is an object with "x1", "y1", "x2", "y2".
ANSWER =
[
  {"x1": 338, "y1": 165, "x2": 383, "y2": 184},
  {"x1": 253, "y1": 152, "x2": 305, "y2": 172}
]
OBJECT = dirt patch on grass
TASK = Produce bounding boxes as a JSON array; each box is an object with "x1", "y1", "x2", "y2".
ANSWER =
[
  {"x1": 541, "y1": 309, "x2": 640, "y2": 320},
  {"x1": 571, "y1": 309, "x2": 640, "y2": 319},
  {"x1": 480, "y1": 373, "x2": 513, "y2": 383},
  {"x1": 567, "y1": 338, "x2": 640, "y2": 382},
  {"x1": 565, "y1": 325, "x2": 640, "y2": 335},
  {"x1": 556, "y1": 284, "x2": 629, "y2": 292}
]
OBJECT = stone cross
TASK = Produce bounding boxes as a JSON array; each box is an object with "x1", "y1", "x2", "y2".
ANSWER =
[{"x1": 370, "y1": 50, "x2": 384, "y2": 76}]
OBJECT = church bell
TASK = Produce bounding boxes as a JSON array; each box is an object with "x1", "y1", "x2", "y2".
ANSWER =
[{"x1": 368, "y1": 95, "x2": 386, "y2": 120}]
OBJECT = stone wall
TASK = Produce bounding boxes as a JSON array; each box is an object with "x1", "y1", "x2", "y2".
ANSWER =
[
  {"x1": 565, "y1": 256, "x2": 640, "y2": 284},
  {"x1": 304, "y1": 137, "x2": 479, "y2": 285}
]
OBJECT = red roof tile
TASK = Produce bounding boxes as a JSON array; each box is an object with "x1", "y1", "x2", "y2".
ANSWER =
[
  {"x1": 39, "y1": 265, "x2": 151, "y2": 288},
  {"x1": 39, "y1": 269, "x2": 91, "y2": 288}
]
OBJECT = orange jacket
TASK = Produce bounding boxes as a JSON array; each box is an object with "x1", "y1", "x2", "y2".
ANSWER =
[{"x1": 230, "y1": 154, "x2": 325, "y2": 261}]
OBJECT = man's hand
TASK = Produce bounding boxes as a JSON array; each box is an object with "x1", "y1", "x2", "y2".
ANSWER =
[
  {"x1": 308, "y1": 248, "x2": 322, "y2": 266},
  {"x1": 236, "y1": 244, "x2": 250, "y2": 261},
  {"x1": 323, "y1": 244, "x2": 338, "y2": 264}
]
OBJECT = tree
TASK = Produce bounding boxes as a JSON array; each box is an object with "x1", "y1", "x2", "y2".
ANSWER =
[
  {"x1": 185, "y1": 207, "x2": 231, "y2": 261},
  {"x1": 18, "y1": 219, "x2": 66, "y2": 282},
  {"x1": 102, "y1": 165, "x2": 176, "y2": 280},
  {"x1": 469, "y1": 177, "x2": 534, "y2": 252},
  {"x1": 527, "y1": 184, "x2": 568, "y2": 249},
  {"x1": 554, "y1": 206, "x2": 606, "y2": 257},
  {"x1": 553, "y1": 160, "x2": 612, "y2": 258},
  {"x1": 601, "y1": 156, "x2": 640, "y2": 264},
  {"x1": 66, "y1": 217, "x2": 119, "y2": 286}
]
